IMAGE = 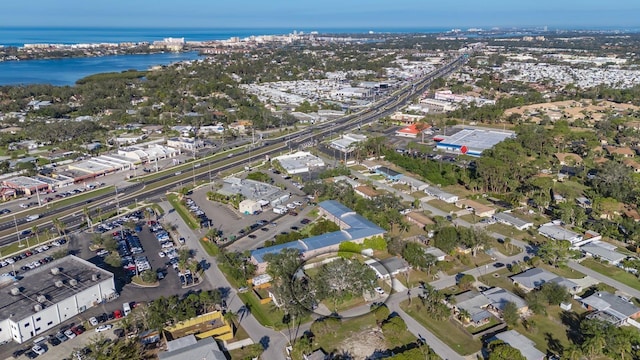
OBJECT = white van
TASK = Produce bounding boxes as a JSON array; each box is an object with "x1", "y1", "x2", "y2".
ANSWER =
[
  {"x1": 123, "y1": 302, "x2": 131, "y2": 316},
  {"x1": 272, "y1": 206, "x2": 287, "y2": 215},
  {"x1": 25, "y1": 214, "x2": 40, "y2": 222},
  {"x1": 33, "y1": 336, "x2": 46, "y2": 345}
]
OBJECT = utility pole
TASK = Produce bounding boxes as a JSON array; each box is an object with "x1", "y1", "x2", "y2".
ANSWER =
[{"x1": 115, "y1": 186, "x2": 120, "y2": 214}]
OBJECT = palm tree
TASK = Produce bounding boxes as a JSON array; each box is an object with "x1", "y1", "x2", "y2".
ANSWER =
[
  {"x1": 223, "y1": 310, "x2": 239, "y2": 334},
  {"x1": 52, "y1": 218, "x2": 66, "y2": 237},
  {"x1": 31, "y1": 225, "x2": 40, "y2": 244}
]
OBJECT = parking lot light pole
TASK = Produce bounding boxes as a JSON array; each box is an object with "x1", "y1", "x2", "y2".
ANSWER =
[{"x1": 14, "y1": 215, "x2": 22, "y2": 247}]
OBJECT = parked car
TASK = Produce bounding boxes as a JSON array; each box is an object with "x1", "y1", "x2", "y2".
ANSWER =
[
  {"x1": 64, "y1": 329, "x2": 76, "y2": 339},
  {"x1": 89, "y1": 317, "x2": 99, "y2": 326},
  {"x1": 374, "y1": 287, "x2": 385, "y2": 295},
  {"x1": 55, "y1": 332, "x2": 68, "y2": 342},
  {"x1": 31, "y1": 345, "x2": 46, "y2": 355},
  {"x1": 95, "y1": 324, "x2": 112, "y2": 333}
]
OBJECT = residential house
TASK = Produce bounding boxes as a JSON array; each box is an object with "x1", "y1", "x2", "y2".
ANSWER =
[
  {"x1": 366, "y1": 257, "x2": 410, "y2": 279},
  {"x1": 605, "y1": 145, "x2": 635, "y2": 158},
  {"x1": 159, "y1": 336, "x2": 226, "y2": 360},
  {"x1": 575, "y1": 196, "x2": 592, "y2": 209},
  {"x1": 581, "y1": 292, "x2": 640, "y2": 327},
  {"x1": 580, "y1": 241, "x2": 626, "y2": 265},
  {"x1": 492, "y1": 212, "x2": 534, "y2": 231},
  {"x1": 623, "y1": 158, "x2": 640, "y2": 174},
  {"x1": 555, "y1": 152, "x2": 583, "y2": 165},
  {"x1": 489, "y1": 330, "x2": 545, "y2": 360},
  {"x1": 405, "y1": 211, "x2": 434, "y2": 229},
  {"x1": 400, "y1": 176, "x2": 429, "y2": 192},
  {"x1": 455, "y1": 199, "x2": 496, "y2": 217},
  {"x1": 538, "y1": 221, "x2": 583, "y2": 245},
  {"x1": 510, "y1": 268, "x2": 582, "y2": 294},
  {"x1": 424, "y1": 186, "x2": 458, "y2": 203},
  {"x1": 360, "y1": 160, "x2": 380, "y2": 172},
  {"x1": 354, "y1": 185, "x2": 380, "y2": 200},
  {"x1": 424, "y1": 247, "x2": 446, "y2": 261},
  {"x1": 375, "y1": 166, "x2": 403, "y2": 181},
  {"x1": 453, "y1": 288, "x2": 527, "y2": 327}
]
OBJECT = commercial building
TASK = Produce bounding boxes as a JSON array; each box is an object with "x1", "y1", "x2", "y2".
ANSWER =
[
  {"x1": 273, "y1": 151, "x2": 325, "y2": 174},
  {"x1": 238, "y1": 199, "x2": 261, "y2": 215},
  {"x1": 2, "y1": 176, "x2": 50, "y2": 196},
  {"x1": 167, "y1": 137, "x2": 205, "y2": 152},
  {"x1": 250, "y1": 200, "x2": 386, "y2": 273},
  {"x1": 0, "y1": 255, "x2": 117, "y2": 344},
  {"x1": 434, "y1": 127, "x2": 515, "y2": 157},
  {"x1": 217, "y1": 177, "x2": 289, "y2": 208},
  {"x1": 329, "y1": 133, "x2": 367, "y2": 153}
]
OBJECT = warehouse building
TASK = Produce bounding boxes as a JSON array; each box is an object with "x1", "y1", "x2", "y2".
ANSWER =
[
  {"x1": 434, "y1": 127, "x2": 515, "y2": 157},
  {"x1": 0, "y1": 255, "x2": 117, "y2": 344}
]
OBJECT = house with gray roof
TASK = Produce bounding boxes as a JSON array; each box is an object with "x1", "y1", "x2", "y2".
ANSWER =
[
  {"x1": 366, "y1": 257, "x2": 410, "y2": 279},
  {"x1": 423, "y1": 186, "x2": 458, "y2": 203},
  {"x1": 510, "y1": 267, "x2": 581, "y2": 294},
  {"x1": 538, "y1": 221, "x2": 583, "y2": 245},
  {"x1": 453, "y1": 287, "x2": 527, "y2": 327},
  {"x1": 492, "y1": 212, "x2": 534, "y2": 231},
  {"x1": 159, "y1": 336, "x2": 225, "y2": 360},
  {"x1": 489, "y1": 330, "x2": 545, "y2": 360},
  {"x1": 580, "y1": 241, "x2": 626, "y2": 265},
  {"x1": 581, "y1": 292, "x2": 640, "y2": 327}
]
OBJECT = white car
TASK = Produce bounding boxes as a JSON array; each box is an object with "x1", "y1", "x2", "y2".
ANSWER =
[
  {"x1": 96, "y1": 249, "x2": 109, "y2": 257},
  {"x1": 158, "y1": 251, "x2": 166, "y2": 258},
  {"x1": 64, "y1": 329, "x2": 76, "y2": 339},
  {"x1": 374, "y1": 287, "x2": 385, "y2": 295},
  {"x1": 161, "y1": 242, "x2": 174, "y2": 249},
  {"x1": 293, "y1": 201, "x2": 303, "y2": 206},
  {"x1": 95, "y1": 324, "x2": 112, "y2": 333},
  {"x1": 32, "y1": 345, "x2": 46, "y2": 355},
  {"x1": 286, "y1": 203, "x2": 296, "y2": 209},
  {"x1": 89, "y1": 316, "x2": 99, "y2": 326}
]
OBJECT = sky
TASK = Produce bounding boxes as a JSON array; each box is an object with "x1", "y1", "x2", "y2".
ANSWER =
[{"x1": 1, "y1": 0, "x2": 639, "y2": 29}]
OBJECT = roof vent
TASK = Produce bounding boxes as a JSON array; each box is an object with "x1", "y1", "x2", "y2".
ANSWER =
[
  {"x1": 50, "y1": 268, "x2": 60, "y2": 275},
  {"x1": 69, "y1": 279, "x2": 78, "y2": 287},
  {"x1": 91, "y1": 274, "x2": 99, "y2": 281},
  {"x1": 55, "y1": 280, "x2": 64, "y2": 288},
  {"x1": 33, "y1": 304, "x2": 42, "y2": 312},
  {"x1": 37, "y1": 295, "x2": 46, "y2": 303},
  {"x1": 10, "y1": 287, "x2": 20, "y2": 296}
]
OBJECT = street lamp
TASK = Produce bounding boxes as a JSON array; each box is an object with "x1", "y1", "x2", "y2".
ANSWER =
[{"x1": 14, "y1": 215, "x2": 22, "y2": 247}]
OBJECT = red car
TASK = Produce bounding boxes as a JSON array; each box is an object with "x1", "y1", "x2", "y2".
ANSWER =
[{"x1": 113, "y1": 310, "x2": 123, "y2": 319}]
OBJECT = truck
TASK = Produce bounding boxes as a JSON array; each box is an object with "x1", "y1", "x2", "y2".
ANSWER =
[
  {"x1": 272, "y1": 206, "x2": 287, "y2": 215},
  {"x1": 122, "y1": 302, "x2": 131, "y2": 316}
]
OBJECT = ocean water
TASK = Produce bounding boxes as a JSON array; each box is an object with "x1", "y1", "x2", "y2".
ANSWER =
[
  {"x1": 0, "y1": 26, "x2": 450, "y2": 86},
  {"x1": 0, "y1": 26, "x2": 450, "y2": 47}
]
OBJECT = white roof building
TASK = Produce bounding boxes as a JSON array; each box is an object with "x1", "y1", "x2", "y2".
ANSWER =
[{"x1": 273, "y1": 151, "x2": 325, "y2": 174}]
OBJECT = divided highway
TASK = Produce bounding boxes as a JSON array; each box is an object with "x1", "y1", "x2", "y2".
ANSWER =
[{"x1": 0, "y1": 54, "x2": 467, "y2": 250}]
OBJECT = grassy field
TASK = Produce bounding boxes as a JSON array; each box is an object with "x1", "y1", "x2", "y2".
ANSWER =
[
  {"x1": 167, "y1": 193, "x2": 200, "y2": 229},
  {"x1": 487, "y1": 238, "x2": 522, "y2": 257},
  {"x1": 581, "y1": 258, "x2": 640, "y2": 292},
  {"x1": 512, "y1": 304, "x2": 584, "y2": 355},
  {"x1": 540, "y1": 263, "x2": 585, "y2": 279},
  {"x1": 0, "y1": 233, "x2": 54, "y2": 257},
  {"x1": 312, "y1": 310, "x2": 417, "y2": 355},
  {"x1": 444, "y1": 252, "x2": 495, "y2": 276},
  {"x1": 228, "y1": 343, "x2": 263, "y2": 360},
  {"x1": 199, "y1": 239, "x2": 220, "y2": 257},
  {"x1": 427, "y1": 199, "x2": 459, "y2": 213},
  {"x1": 236, "y1": 291, "x2": 310, "y2": 331},
  {"x1": 478, "y1": 268, "x2": 517, "y2": 293},
  {"x1": 400, "y1": 299, "x2": 482, "y2": 355}
]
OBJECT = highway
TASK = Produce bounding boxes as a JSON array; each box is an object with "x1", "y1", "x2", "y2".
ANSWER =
[{"x1": 0, "y1": 54, "x2": 468, "y2": 251}]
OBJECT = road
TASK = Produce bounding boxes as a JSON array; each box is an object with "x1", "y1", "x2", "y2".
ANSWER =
[
  {"x1": 0, "y1": 54, "x2": 468, "y2": 253},
  {"x1": 568, "y1": 261, "x2": 640, "y2": 299}
]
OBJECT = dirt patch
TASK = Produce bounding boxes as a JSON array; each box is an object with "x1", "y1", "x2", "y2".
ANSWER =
[{"x1": 338, "y1": 328, "x2": 386, "y2": 360}]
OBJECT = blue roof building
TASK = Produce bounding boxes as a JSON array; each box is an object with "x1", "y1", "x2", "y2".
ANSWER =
[{"x1": 250, "y1": 200, "x2": 386, "y2": 272}]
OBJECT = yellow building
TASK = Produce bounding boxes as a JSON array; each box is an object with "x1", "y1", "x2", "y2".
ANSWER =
[{"x1": 163, "y1": 311, "x2": 233, "y2": 342}]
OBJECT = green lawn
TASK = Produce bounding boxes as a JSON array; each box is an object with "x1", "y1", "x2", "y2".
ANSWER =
[
  {"x1": 512, "y1": 305, "x2": 579, "y2": 355},
  {"x1": 487, "y1": 238, "x2": 522, "y2": 257},
  {"x1": 228, "y1": 343, "x2": 263, "y2": 360},
  {"x1": 539, "y1": 263, "x2": 585, "y2": 279},
  {"x1": 199, "y1": 239, "x2": 220, "y2": 257},
  {"x1": 167, "y1": 193, "x2": 200, "y2": 229},
  {"x1": 478, "y1": 268, "x2": 517, "y2": 293},
  {"x1": 444, "y1": 252, "x2": 495, "y2": 276},
  {"x1": 320, "y1": 294, "x2": 367, "y2": 313},
  {"x1": 581, "y1": 258, "x2": 640, "y2": 292},
  {"x1": 400, "y1": 299, "x2": 482, "y2": 355},
  {"x1": 427, "y1": 199, "x2": 459, "y2": 213},
  {"x1": 236, "y1": 291, "x2": 309, "y2": 331}
]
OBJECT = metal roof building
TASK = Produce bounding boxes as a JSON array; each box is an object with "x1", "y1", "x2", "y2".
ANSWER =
[
  {"x1": 251, "y1": 200, "x2": 386, "y2": 272},
  {"x1": 434, "y1": 127, "x2": 515, "y2": 157}
]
